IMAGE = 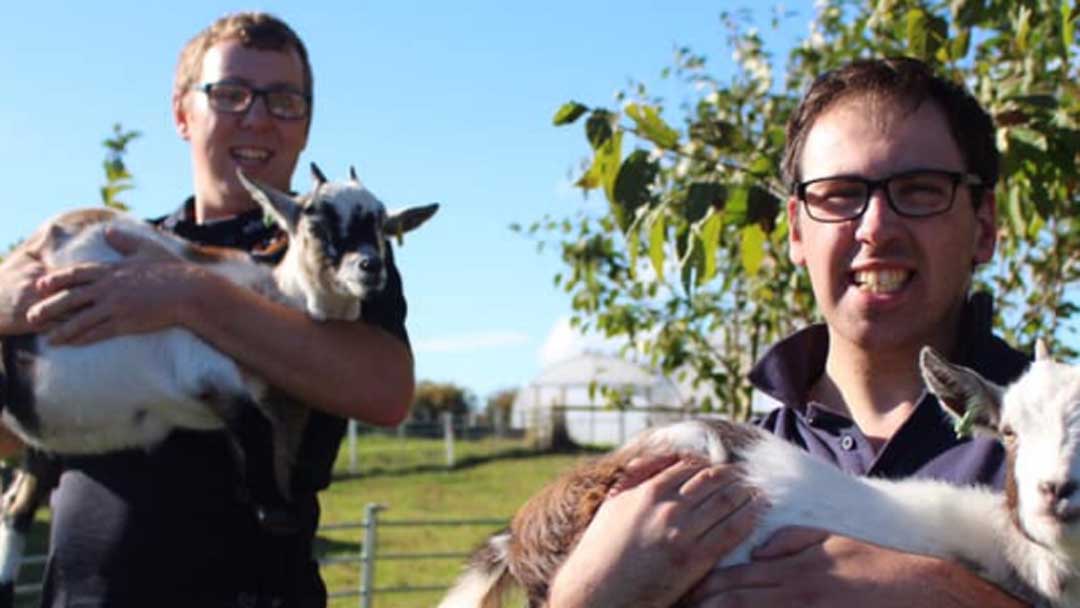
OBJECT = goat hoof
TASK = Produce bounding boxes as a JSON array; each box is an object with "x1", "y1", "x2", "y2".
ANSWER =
[{"x1": 255, "y1": 505, "x2": 299, "y2": 536}]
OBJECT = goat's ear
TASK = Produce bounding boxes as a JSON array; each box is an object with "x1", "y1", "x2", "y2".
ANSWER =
[
  {"x1": 920, "y1": 346, "x2": 1005, "y2": 438},
  {"x1": 236, "y1": 170, "x2": 303, "y2": 232},
  {"x1": 384, "y1": 203, "x2": 439, "y2": 242}
]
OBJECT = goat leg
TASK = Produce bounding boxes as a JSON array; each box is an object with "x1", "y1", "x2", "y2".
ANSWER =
[{"x1": 204, "y1": 392, "x2": 300, "y2": 536}]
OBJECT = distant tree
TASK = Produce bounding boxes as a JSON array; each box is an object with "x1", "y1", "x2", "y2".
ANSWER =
[
  {"x1": 524, "y1": 0, "x2": 1079, "y2": 421},
  {"x1": 410, "y1": 380, "x2": 475, "y2": 422},
  {"x1": 484, "y1": 387, "x2": 518, "y2": 426}
]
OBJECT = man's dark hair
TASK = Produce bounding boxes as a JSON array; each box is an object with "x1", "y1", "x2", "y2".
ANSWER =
[{"x1": 781, "y1": 57, "x2": 998, "y2": 205}]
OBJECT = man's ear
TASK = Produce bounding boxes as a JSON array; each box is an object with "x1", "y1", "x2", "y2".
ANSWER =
[
  {"x1": 973, "y1": 189, "x2": 996, "y2": 265},
  {"x1": 787, "y1": 196, "x2": 806, "y2": 266},
  {"x1": 173, "y1": 92, "x2": 191, "y2": 141}
]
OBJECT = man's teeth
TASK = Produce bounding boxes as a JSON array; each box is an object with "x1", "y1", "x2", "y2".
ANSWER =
[
  {"x1": 853, "y1": 269, "x2": 909, "y2": 293},
  {"x1": 232, "y1": 148, "x2": 270, "y2": 161}
]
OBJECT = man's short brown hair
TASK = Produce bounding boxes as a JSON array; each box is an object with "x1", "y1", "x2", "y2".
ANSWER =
[
  {"x1": 173, "y1": 12, "x2": 313, "y2": 113},
  {"x1": 781, "y1": 57, "x2": 997, "y2": 203}
]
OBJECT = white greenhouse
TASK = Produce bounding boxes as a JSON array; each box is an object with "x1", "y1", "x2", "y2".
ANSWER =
[{"x1": 511, "y1": 351, "x2": 690, "y2": 447}]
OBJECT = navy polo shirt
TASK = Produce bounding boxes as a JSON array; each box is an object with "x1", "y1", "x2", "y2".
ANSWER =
[{"x1": 749, "y1": 292, "x2": 1030, "y2": 488}]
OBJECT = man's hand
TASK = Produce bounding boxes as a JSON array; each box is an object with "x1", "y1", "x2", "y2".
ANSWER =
[
  {"x1": 0, "y1": 246, "x2": 48, "y2": 335},
  {"x1": 28, "y1": 227, "x2": 200, "y2": 345},
  {"x1": 684, "y1": 527, "x2": 1029, "y2": 607},
  {"x1": 547, "y1": 455, "x2": 764, "y2": 608}
]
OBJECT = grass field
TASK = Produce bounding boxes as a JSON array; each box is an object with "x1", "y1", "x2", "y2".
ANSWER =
[
  {"x1": 13, "y1": 435, "x2": 600, "y2": 608},
  {"x1": 320, "y1": 435, "x2": 593, "y2": 607}
]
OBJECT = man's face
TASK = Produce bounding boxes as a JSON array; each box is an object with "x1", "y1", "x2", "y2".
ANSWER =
[
  {"x1": 787, "y1": 97, "x2": 996, "y2": 353},
  {"x1": 174, "y1": 39, "x2": 309, "y2": 218}
]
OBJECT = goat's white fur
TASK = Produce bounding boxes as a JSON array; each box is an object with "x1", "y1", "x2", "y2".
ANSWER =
[{"x1": 442, "y1": 344, "x2": 1080, "y2": 607}]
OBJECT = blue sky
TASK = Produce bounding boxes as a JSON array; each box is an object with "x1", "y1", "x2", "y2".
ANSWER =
[{"x1": 2, "y1": 1, "x2": 809, "y2": 403}]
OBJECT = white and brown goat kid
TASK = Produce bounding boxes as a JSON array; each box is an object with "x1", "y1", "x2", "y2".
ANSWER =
[
  {"x1": 0, "y1": 163, "x2": 437, "y2": 527},
  {"x1": 440, "y1": 343, "x2": 1080, "y2": 608}
]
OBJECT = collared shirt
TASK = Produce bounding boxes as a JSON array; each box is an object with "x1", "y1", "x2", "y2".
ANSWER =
[{"x1": 749, "y1": 292, "x2": 1030, "y2": 488}]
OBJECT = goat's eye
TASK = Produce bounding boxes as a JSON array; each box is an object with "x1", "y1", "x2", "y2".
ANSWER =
[
  {"x1": 1000, "y1": 425, "x2": 1017, "y2": 444},
  {"x1": 301, "y1": 206, "x2": 319, "y2": 217}
]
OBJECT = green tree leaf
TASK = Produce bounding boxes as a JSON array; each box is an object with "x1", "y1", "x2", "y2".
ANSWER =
[
  {"x1": 553, "y1": 101, "x2": 589, "y2": 126},
  {"x1": 586, "y1": 110, "x2": 615, "y2": 149},
  {"x1": 612, "y1": 150, "x2": 658, "y2": 231},
  {"x1": 698, "y1": 208, "x2": 723, "y2": 283},
  {"x1": 740, "y1": 224, "x2": 766, "y2": 276},
  {"x1": 647, "y1": 209, "x2": 666, "y2": 282},
  {"x1": 625, "y1": 103, "x2": 680, "y2": 149}
]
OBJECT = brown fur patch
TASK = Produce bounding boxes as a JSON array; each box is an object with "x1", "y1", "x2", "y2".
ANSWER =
[
  {"x1": 178, "y1": 241, "x2": 251, "y2": 264},
  {"x1": 507, "y1": 452, "x2": 631, "y2": 604}
]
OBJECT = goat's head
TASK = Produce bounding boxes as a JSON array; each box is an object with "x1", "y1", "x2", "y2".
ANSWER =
[
  {"x1": 921, "y1": 342, "x2": 1080, "y2": 554},
  {"x1": 237, "y1": 163, "x2": 438, "y2": 320}
]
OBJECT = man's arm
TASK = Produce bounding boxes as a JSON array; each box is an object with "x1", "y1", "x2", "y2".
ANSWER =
[
  {"x1": 25, "y1": 229, "x2": 413, "y2": 425},
  {"x1": 684, "y1": 528, "x2": 1029, "y2": 607}
]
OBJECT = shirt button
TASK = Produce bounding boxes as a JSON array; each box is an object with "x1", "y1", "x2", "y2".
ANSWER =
[{"x1": 841, "y1": 435, "x2": 855, "y2": 451}]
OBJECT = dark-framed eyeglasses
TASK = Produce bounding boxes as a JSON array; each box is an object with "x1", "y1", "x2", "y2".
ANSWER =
[
  {"x1": 194, "y1": 81, "x2": 311, "y2": 121},
  {"x1": 794, "y1": 169, "x2": 984, "y2": 223}
]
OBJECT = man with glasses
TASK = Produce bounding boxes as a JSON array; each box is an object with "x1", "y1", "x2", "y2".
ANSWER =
[
  {"x1": 0, "y1": 12, "x2": 413, "y2": 607},
  {"x1": 548, "y1": 58, "x2": 1029, "y2": 606}
]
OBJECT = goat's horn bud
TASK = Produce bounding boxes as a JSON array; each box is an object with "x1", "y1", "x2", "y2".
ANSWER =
[
  {"x1": 1035, "y1": 339, "x2": 1051, "y2": 361},
  {"x1": 310, "y1": 163, "x2": 328, "y2": 186},
  {"x1": 349, "y1": 166, "x2": 360, "y2": 183}
]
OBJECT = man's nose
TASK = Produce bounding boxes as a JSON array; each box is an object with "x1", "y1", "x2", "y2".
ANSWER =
[
  {"x1": 239, "y1": 95, "x2": 274, "y2": 129},
  {"x1": 854, "y1": 188, "x2": 902, "y2": 243}
]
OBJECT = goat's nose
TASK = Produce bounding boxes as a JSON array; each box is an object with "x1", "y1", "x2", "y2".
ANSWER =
[
  {"x1": 1039, "y1": 479, "x2": 1078, "y2": 502},
  {"x1": 359, "y1": 257, "x2": 383, "y2": 274}
]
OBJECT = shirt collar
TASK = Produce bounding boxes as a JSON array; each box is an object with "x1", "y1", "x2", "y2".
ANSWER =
[
  {"x1": 153, "y1": 196, "x2": 281, "y2": 254},
  {"x1": 748, "y1": 291, "x2": 1011, "y2": 409}
]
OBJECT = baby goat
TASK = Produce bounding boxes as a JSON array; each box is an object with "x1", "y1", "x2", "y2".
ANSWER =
[
  {"x1": 441, "y1": 343, "x2": 1080, "y2": 608},
  {"x1": 0, "y1": 163, "x2": 437, "y2": 524}
]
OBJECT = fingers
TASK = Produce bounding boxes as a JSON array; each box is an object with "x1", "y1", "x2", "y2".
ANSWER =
[
  {"x1": 694, "y1": 484, "x2": 763, "y2": 554},
  {"x1": 645, "y1": 458, "x2": 718, "y2": 499},
  {"x1": 46, "y1": 304, "x2": 114, "y2": 345},
  {"x1": 750, "y1": 526, "x2": 829, "y2": 561},
  {"x1": 35, "y1": 263, "x2": 111, "y2": 295},
  {"x1": 26, "y1": 286, "x2": 96, "y2": 326},
  {"x1": 610, "y1": 454, "x2": 681, "y2": 496},
  {"x1": 678, "y1": 463, "x2": 743, "y2": 501},
  {"x1": 683, "y1": 562, "x2": 780, "y2": 604}
]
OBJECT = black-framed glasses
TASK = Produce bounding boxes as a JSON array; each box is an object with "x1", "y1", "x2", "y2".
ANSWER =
[
  {"x1": 194, "y1": 81, "x2": 311, "y2": 121},
  {"x1": 794, "y1": 169, "x2": 983, "y2": 223}
]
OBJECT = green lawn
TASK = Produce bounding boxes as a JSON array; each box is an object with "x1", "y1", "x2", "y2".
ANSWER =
[
  {"x1": 14, "y1": 436, "x2": 597, "y2": 608},
  {"x1": 320, "y1": 437, "x2": 589, "y2": 607}
]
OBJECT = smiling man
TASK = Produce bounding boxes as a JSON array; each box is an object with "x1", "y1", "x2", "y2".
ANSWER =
[
  {"x1": 0, "y1": 12, "x2": 414, "y2": 608},
  {"x1": 548, "y1": 58, "x2": 1032, "y2": 607}
]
